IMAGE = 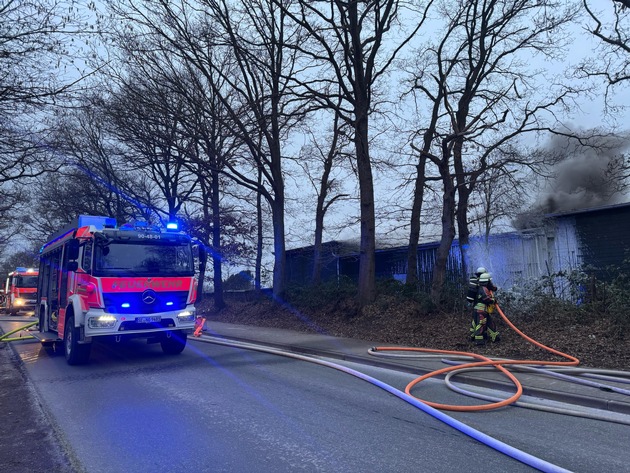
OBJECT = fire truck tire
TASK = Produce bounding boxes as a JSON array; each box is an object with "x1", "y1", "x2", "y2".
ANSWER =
[
  {"x1": 160, "y1": 330, "x2": 187, "y2": 355},
  {"x1": 64, "y1": 316, "x2": 92, "y2": 365}
]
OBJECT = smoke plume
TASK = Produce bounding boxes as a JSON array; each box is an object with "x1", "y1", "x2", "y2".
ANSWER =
[{"x1": 514, "y1": 131, "x2": 629, "y2": 229}]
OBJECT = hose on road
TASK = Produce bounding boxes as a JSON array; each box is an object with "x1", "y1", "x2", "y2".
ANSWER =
[
  {"x1": 369, "y1": 304, "x2": 630, "y2": 414},
  {"x1": 193, "y1": 334, "x2": 573, "y2": 473}
]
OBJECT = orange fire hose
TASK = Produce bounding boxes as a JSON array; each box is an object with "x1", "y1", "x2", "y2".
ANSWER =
[{"x1": 372, "y1": 304, "x2": 580, "y2": 411}]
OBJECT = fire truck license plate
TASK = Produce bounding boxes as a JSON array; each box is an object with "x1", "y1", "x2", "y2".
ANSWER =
[{"x1": 136, "y1": 316, "x2": 161, "y2": 323}]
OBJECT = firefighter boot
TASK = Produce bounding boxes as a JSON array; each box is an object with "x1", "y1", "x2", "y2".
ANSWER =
[
  {"x1": 488, "y1": 327, "x2": 500, "y2": 343},
  {"x1": 469, "y1": 319, "x2": 476, "y2": 341}
]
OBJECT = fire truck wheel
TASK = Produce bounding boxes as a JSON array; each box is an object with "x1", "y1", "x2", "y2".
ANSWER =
[
  {"x1": 160, "y1": 330, "x2": 187, "y2": 355},
  {"x1": 64, "y1": 315, "x2": 92, "y2": 365}
]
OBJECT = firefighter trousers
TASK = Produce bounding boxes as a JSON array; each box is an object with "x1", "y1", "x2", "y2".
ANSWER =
[{"x1": 471, "y1": 309, "x2": 500, "y2": 345}]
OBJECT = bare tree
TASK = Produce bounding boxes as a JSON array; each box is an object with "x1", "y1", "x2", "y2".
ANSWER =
[
  {"x1": 106, "y1": 0, "x2": 311, "y2": 300},
  {"x1": 0, "y1": 0, "x2": 99, "y2": 183},
  {"x1": 580, "y1": 1, "x2": 630, "y2": 112},
  {"x1": 273, "y1": 0, "x2": 434, "y2": 305},
  {"x1": 295, "y1": 107, "x2": 352, "y2": 285},
  {"x1": 101, "y1": 74, "x2": 201, "y2": 223},
  {"x1": 404, "y1": 0, "x2": 580, "y2": 303},
  {"x1": 27, "y1": 100, "x2": 160, "y2": 247},
  {"x1": 0, "y1": 0, "x2": 103, "y2": 259},
  {"x1": 177, "y1": 69, "x2": 255, "y2": 308},
  {"x1": 470, "y1": 161, "x2": 529, "y2": 243}
]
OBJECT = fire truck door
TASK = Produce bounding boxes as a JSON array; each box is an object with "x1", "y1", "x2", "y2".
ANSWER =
[{"x1": 44, "y1": 249, "x2": 62, "y2": 332}]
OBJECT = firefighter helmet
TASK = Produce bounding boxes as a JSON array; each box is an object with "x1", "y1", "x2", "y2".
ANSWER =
[
  {"x1": 475, "y1": 266, "x2": 487, "y2": 276},
  {"x1": 478, "y1": 272, "x2": 492, "y2": 285}
]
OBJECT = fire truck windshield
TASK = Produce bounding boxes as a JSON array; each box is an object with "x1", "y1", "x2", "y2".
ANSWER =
[
  {"x1": 15, "y1": 275, "x2": 38, "y2": 288},
  {"x1": 93, "y1": 240, "x2": 194, "y2": 276}
]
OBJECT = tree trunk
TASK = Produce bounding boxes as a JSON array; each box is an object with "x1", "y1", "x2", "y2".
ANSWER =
[
  {"x1": 406, "y1": 155, "x2": 427, "y2": 287},
  {"x1": 456, "y1": 185, "x2": 472, "y2": 280},
  {"x1": 269, "y1": 136, "x2": 286, "y2": 300},
  {"x1": 271, "y1": 194, "x2": 286, "y2": 299},
  {"x1": 255, "y1": 168, "x2": 263, "y2": 292},
  {"x1": 311, "y1": 154, "x2": 332, "y2": 286},
  {"x1": 311, "y1": 198, "x2": 325, "y2": 285},
  {"x1": 355, "y1": 112, "x2": 376, "y2": 306},
  {"x1": 430, "y1": 156, "x2": 457, "y2": 303},
  {"x1": 211, "y1": 166, "x2": 225, "y2": 309},
  {"x1": 311, "y1": 114, "x2": 341, "y2": 286},
  {"x1": 453, "y1": 136, "x2": 471, "y2": 281},
  {"x1": 197, "y1": 250, "x2": 207, "y2": 303}
]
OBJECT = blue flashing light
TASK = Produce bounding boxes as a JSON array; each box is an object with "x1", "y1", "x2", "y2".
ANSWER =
[
  {"x1": 77, "y1": 215, "x2": 117, "y2": 229},
  {"x1": 166, "y1": 222, "x2": 179, "y2": 231},
  {"x1": 166, "y1": 301, "x2": 174, "y2": 306},
  {"x1": 121, "y1": 303, "x2": 131, "y2": 308}
]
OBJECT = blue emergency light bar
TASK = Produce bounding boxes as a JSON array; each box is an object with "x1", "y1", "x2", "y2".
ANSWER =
[
  {"x1": 77, "y1": 215, "x2": 117, "y2": 229},
  {"x1": 119, "y1": 220, "x2": 163, "y2": 232},
  {"x1": 166, "y1": 222, "x2": 179, "y2": 231}
]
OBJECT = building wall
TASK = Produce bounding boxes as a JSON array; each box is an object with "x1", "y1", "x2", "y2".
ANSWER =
[
  {"x1": 285, "y1": 203, "x2": 630, "y2": 292},
  {"x1": 574, "y1": 207, "x2": 630, "y2": 276}
]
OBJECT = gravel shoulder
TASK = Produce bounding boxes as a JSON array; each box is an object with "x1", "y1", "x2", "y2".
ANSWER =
[{"x1": 0, "y1": 339, "x2": 78, "y2": 473}]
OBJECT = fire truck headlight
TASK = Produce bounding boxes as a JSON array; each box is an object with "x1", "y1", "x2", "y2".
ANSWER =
[
  {"x1": 176, "y1": 310, "x2": 195, "y2": 322},
  {"x1": 15, "y1": 298, "x2": 25, "y2": 306},
  {"x1": 88, "y1": 315, "x2": 117, "y2": 328}
]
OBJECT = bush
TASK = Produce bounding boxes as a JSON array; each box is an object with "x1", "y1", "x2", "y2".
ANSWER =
[
  {"x1": 498, "y1": 267, "x2": 630, "y2": 337},
  {"x1": 223, "y1": 271, "x2": 254, "y2": 291},
  {"x1": 285, "y1": 276, "x2": 357, "y2": 310},
  {"x1": 283, "y1": 269, "x2": 630, "y2": 337},
  {"x1": 285, "y1": 276, "x2": 437, "y2": 317}
]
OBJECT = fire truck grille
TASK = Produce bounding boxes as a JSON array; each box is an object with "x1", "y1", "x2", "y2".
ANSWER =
[
  {"x1": 119, "y1": 319, "x2": 176, "y2": 331},
  {"x1": 103, "y1": 291, "x2": 189, "y2": 314}
]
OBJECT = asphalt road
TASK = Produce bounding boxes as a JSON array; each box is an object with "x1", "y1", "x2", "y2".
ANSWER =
[{"x1": 2, "y1": 317, "x2": 630, "y2": 473}]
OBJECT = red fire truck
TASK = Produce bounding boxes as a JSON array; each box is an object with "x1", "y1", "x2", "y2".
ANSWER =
[
  {"x1": 35, "y1": 215, "x2": 203, "y2": 365},
  {"x1": 2, "y1": 267, "x2": 39, "y2": 315}
]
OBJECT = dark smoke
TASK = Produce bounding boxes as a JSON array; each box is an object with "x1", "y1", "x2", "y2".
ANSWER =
[{"x1": 514, "y1": 131, "x2": 629, "y2": 229}]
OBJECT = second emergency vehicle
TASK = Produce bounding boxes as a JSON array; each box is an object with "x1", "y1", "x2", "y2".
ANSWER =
[
  {"x1": 3, "y1": 267, "x2": 39, "y2": 315},
  {"x1": 35, "y1": 215, "x2": 204, "y2": 365}
]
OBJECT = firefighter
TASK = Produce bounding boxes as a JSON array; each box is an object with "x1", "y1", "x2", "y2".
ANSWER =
[
  {"x1": 472, "y1": 272, "x2": 500, "y2": 345},
  {"x1": 467, "y1": 266, "x2": 489, "y2": 340}
]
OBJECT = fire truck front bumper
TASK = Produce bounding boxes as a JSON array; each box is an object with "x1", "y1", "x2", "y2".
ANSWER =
[
  {"x1": 83, "y1": 306, "x2": 196, "y2": 338},
  {"x1": 13, "y1": 297, "x2": 37, "y2": 312}
]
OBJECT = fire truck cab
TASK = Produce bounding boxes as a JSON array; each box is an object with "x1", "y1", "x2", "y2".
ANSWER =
[
  {"x1": 2, "y1": 267, "x2": 39, "y2": 315},
  {"x1": 35, "y1": 215, "x2": 202, "y2": 365}
]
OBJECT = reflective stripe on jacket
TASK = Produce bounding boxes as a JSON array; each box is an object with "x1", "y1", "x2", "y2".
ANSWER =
[{"x1": 473, "y1": 285, "x2": 495, "y2": 311}]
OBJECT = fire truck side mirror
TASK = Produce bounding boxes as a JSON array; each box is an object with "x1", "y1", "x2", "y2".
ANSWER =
[{"x1": 67, "y1": 238, "x2": 80, "y2": 261}]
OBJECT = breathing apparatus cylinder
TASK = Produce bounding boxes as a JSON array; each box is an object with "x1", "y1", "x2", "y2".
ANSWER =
[
  {"x1": 466, "y1": 267, "x2": 487, "y2": 303},
  {"x1": 466, "y1": 276, "x2": 479, "y2": 303}
]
